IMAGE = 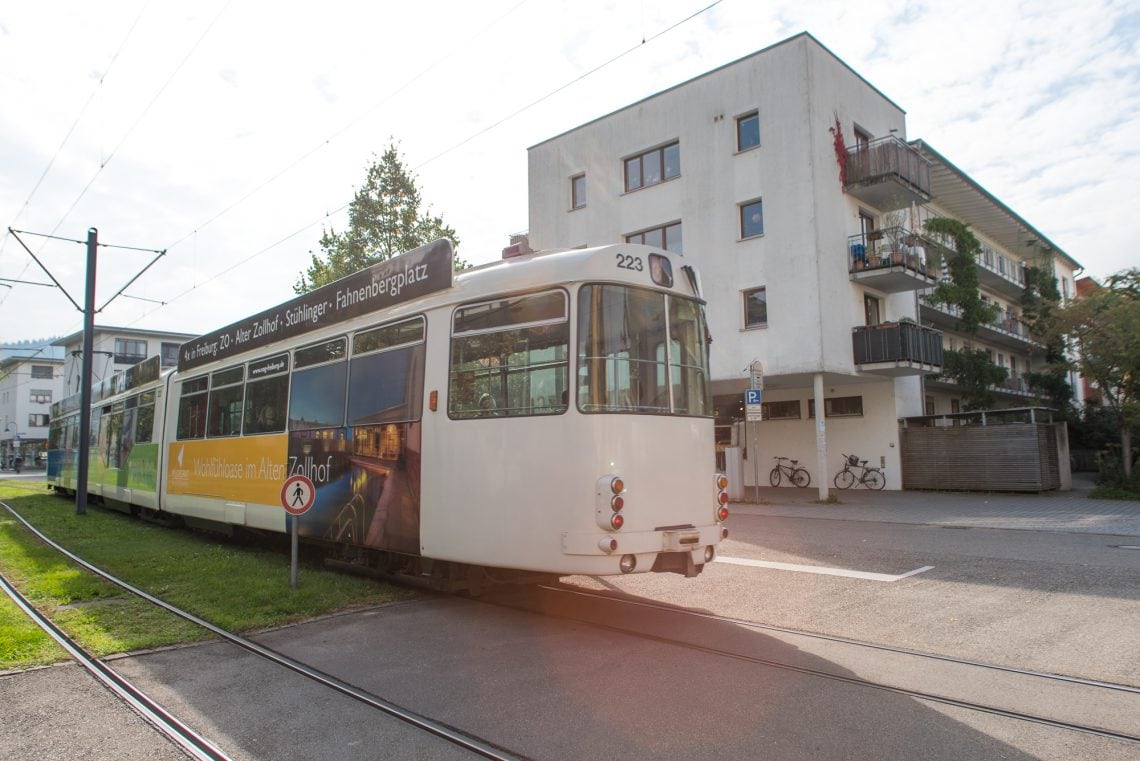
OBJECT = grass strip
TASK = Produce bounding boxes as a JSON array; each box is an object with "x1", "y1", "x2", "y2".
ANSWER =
[{"x1": 0, "y1": 480, "x2": 415, "y2": 670}]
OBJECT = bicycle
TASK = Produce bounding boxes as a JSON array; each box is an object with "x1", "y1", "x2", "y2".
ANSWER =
[
  {"x1": 769, "y1": 456, "x2": 811, "y2": 488},
  {"x1": 833, "y1": 454, "x2": 885, "y2": 490}
]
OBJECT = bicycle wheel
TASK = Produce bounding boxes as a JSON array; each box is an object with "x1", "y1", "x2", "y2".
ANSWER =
[
  {"x1": 834, "y1": 469, "x2": 856, "y2": 489},
  {"x1": 864, "y1": 469, "x2": 886, "y2": 490},
  {"x1": 792, "y1": 468, "x2": 811, "y2": 488},
  {"x1": 769, "y1": 467, "x2": 782, "y2": 487}
]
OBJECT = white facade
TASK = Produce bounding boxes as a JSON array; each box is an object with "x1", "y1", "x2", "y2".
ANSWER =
[
  {"x1": 0, "y1": 356, "x2": 64, "y2": 468},
  {"x1": 527, "y1": 33, "x2": 1080, "y2": 492}
]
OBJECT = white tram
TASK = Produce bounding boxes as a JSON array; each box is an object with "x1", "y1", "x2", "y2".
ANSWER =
[{"x1": 48, "y1": 240, "x2": 729, "y2": 589}]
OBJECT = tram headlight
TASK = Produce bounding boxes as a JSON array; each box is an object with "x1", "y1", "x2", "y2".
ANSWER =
[
  {"x1": 704, "y1": 545, "x2": 716, "y2": 563},
  {"x1": 619, "y1": 554, "x2": 637, "y2": 573}
]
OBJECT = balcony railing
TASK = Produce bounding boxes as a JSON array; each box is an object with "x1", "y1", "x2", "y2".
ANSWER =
[
  {"x1": 844, "y1": 136, "x2": 932, "y2": 210},
  {"x1": 852, "y1": 322, "x2": 944, "y2": 371}
]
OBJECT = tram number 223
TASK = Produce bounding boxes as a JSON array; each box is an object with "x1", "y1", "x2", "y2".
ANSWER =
[{"x1": 615, "y1": 253, "x2": 644, "y2": 272}]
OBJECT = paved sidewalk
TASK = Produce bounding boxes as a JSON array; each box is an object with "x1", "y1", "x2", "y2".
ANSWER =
[{"x1": 731, "y1": 474, "x2": 1140, "y2": 537}]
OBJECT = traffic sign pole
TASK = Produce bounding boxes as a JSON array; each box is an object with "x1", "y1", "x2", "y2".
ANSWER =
[{"x1": 280, "y1": 475, "x2": 316, "y2": 589}]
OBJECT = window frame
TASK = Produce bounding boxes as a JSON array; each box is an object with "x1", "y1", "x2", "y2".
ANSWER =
[
  {"x1": 807, "y1": 396, "x2": 864, "y2": 418},
  {"x1": 623, "y1": 142, "x2": 680, "y2": 192},
  {"x1": 571, "y1": 173, "x2": 586, "y2": 210},
  {"x1": 448, "y1": 289, "x2": 570, "y2": 420},
  {"x1": 743, "y1": 287, "x2": 768, "y2": 329},
  {"x1": 625, "y1": 222, "x2": 683, "y2": 254},
  {"x1": 114, "y1": 338, "x2": 148, "y2": 365},
  {"x1": 761, "y1": 400, "x2": 800, "y2": 420},
  {"x1": 740, "y1": 198, "x2": 764, "y2": 240},
  {"x1": 736, "y1": 111, "x2": 760, "y2": 152}
]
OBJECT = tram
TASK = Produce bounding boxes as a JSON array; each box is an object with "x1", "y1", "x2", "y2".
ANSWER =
[{"x1": 47, "y1": 239, "x2": 729, "y2": 590}]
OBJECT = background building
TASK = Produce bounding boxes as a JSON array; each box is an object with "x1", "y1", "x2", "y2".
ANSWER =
[
  {"x1": 526, "y1": 32, "x2": 1080, "y2": 491},
  {"x1": 52, "y1": 326, "x2": 195, "y2": 396},
  {"x1": 0, "y1": 353, "x2": 64, "y2": 468}
]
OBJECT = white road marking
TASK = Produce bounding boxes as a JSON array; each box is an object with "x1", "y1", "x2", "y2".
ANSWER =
[{"x1": 716, "y1": 556, "x2": 934, "y2": 582}]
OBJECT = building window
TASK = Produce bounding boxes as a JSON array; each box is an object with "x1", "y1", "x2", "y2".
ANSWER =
[
  {"x1": 624, "y1": 142, "x2": 680, "y2": 191},
  {"x1": 925, "y1": 395, "x2": 935, "y2": 415},
  {"x1": 28, "y1": 414, "x2": 49, "y2": 428},
  {"x1": 30, "y1": 389, "x2": 52, "y2": 404},
  {"x1": 626, "y1": 222, "x2": 682, "y2": 253},
  {"x1": 571, "y1": 174, "x2": 586, "y2": 209},
  {"x1": 30, "y1": 365, "x2": 54, "y2": 379},
  {"x1": 737, "y1": 111, "x2": 760, "y2": 151},
  {"x1": 743, "y1": 287, "x2": 767, "y2": 328},
  {"x1": 740, "y1": 199, "x2": 764, "y2": 239},
  {"x1": 864, "y1": 294, "x2": 882, "y2": 326},
  {"x1": 161, "y1": 342, "x2": 180, "y2": 367},
  {"x1": 807, "y1": 396, "x2": 864, "y2": 418},
  {"x1": 761, "y1": 400, "x2": 799, "y2": 420},
  {"x1": 114, "y1": 338, "x2": 147, "y2": 365}
]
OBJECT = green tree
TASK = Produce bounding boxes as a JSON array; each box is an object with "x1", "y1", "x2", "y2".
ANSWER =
[
  {"x1": 924, "y1": 217, "x2": 1006, "y2": 406},
  {"x1": 1020, "y1": 261, "x2": 1075, "y2": 418},
  {"x1": 923, "y1": 218, "x2": 1000, "y2": 334},
  {"x1": 295, "y1": 143, "x2": 467, "y2": 293},
  {"x1": 1054, "y1": 268, "x2": 1140, "y2": 481},
  {"x1": 940, "y1": 347, "x2": 1009, "y2": 410}
]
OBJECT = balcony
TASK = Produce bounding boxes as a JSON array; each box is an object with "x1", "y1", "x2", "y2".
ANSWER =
[
  {"x1": 848, "y1": 227, "x2": 939, "y2": 293},
  {"x1": 926, "y1": 373, "x2": 1039, "y2": 400},
  {"x1": 919, "y1": 294, "x2": 1044, "y2": 352},
  {"x1": 852, "y1": 322, "x2": 944, "y2": 377},
  {"x1": 845, "y1": 136, "x2": 932, "y2": 211},
  {"x1": 976, "y1": 247, "x2": 1027, "y2": 298}
]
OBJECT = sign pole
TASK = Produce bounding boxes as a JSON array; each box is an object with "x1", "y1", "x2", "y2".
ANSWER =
[
  {"x1": 290, "y1": 515, "x2": 299, "y2": 590},
  {"x1": 280, "y1": 474, "x2": 316, "y2": 590}
]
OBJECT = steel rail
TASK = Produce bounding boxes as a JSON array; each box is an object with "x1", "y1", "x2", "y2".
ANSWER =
[
  {"x1": 0, "y1": 571, "x2": 231, "y2": 761},
  {"x1": 1, "y1": 500, "x2": 527, "y2": 761}
]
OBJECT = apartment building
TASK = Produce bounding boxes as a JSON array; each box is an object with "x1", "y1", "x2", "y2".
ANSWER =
[
  {"x1": 0, "y1": 353, "x2": 64, "y2": 468},
  {"x1": 526, "y1": 32, "x2": 1080, "y2": 491},
  {"x1": 52, "y1": 326, "x2": 196, "y2": 396}
]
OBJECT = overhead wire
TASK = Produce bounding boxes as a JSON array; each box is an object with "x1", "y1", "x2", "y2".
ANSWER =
[
  {"x1": 121, "y1": 0, "x2": 726, "y2": 330},
  {"x1": 0, "y1": 0, "x2": 155, "y2": 303}
]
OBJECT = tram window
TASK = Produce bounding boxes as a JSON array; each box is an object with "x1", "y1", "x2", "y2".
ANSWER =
[
  {"x1": 295, "y1": 337, "x2": 347, "y2": 369},
  {"x1": 668, "y1": 296, "x2": 711, "y2": 415},
  {"x1": 349, "y1": 320, "x2": 425, "y2": 424},
  {"x1": 577, "y1": 284, "x2": 712, "y2": 416},
  {"x1": 244, "y1": 354, "x2": 289, "y2": 435},
  {"x1": 178, "y1": 376, "x2": 208, "y2": 440},
  {"x1": 136, "y1": 392, "x2": 155, "y2": 444},
  {"x1": 290, "y1": 338, "x2": 347, "y2": 430},
  {"x1": 354, "y1": 317, "x2": 424, "y2": 355},
  {"x1": 449, "y1": 291, "x2": 569, "y2": 419},
  {"x1": 208, "y1": 366, "x2": 245, "y2": 438}
]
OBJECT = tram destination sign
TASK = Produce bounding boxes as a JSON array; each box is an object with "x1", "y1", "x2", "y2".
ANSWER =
[{"x1": 178, "y1": 238, "x2": 454, "y2": 371}]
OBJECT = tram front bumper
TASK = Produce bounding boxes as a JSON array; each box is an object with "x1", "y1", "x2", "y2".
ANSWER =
[{"x1": 561, "y1": 524, "x2": 722, "y2": 558}]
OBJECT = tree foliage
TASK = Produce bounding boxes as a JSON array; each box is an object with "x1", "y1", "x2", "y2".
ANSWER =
[
  {"x1": 295, "y1": 144, "x2": 467, "y2": 293},
  {"x1": 940, "y1": 347, "x2": 1009, "y2": 410},
  {"x1": 923, "y1": 218, "x2": 1000, "y2": 334},
  {"x1": 1053, "y1": 268, "x2": 1140, "y2": 481},
  {"x1": 1019, "y1": 261, "x2": 1074, "y2": 418}
]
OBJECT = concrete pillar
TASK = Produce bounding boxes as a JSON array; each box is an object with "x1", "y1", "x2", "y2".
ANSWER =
[{"x1": 814, "y1": 372, "x2": 828, "y2": 500}]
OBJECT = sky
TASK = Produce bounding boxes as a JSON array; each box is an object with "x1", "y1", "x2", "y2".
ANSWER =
[{"x1": 1, "y1": 0, "x2": 1137, "y2": 343}]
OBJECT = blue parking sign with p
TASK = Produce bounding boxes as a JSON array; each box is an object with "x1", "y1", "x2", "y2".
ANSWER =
[{"x1": 745, "y1": 389, "x2": 762, "y2": 405}]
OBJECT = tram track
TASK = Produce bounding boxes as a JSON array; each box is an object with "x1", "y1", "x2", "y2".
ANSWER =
[
  {"x1": 0, "y1": 500, "x2": 529, "y2": 761},
  {"x1": 480, "y1": 581, "x2": 1140, "y2": 746}
]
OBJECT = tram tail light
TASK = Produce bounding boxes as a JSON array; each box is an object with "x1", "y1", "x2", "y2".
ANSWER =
[
  {"x1": 715, "y1": 472, "x2": 729, "y2": 523},
  {"x1": 597, "y1": 474, "x2": 626, "y2": 532}
]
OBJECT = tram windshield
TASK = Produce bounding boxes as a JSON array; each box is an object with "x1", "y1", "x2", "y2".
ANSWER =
[{"x1": 577, "y1": 284, "x2": 712, "y2": 416}]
